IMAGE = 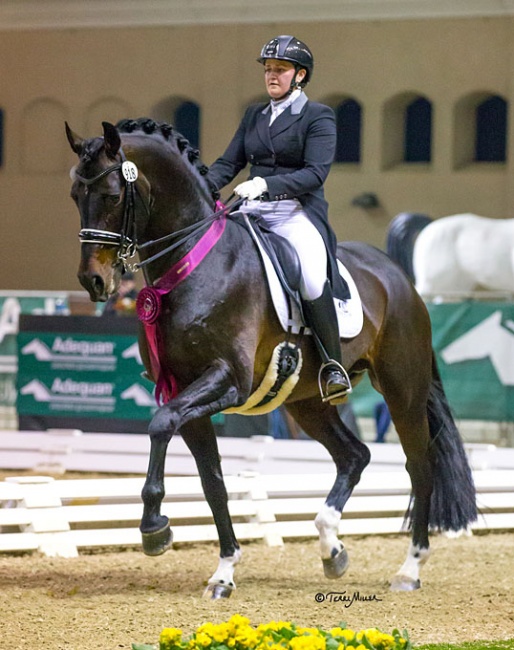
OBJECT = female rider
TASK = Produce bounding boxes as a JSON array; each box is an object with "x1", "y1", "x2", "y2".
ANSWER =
[{"x1": 206, "y1": 35, "x2": 351, "y2": 403}]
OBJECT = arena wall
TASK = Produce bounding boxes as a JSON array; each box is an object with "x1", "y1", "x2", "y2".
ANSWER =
[{"x1": 0, "y1": 15, "x2": 513, "y2": 290}]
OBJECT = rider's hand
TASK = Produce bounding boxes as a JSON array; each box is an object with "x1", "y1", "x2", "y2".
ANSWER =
[{"x1": 234, "y1": 177, "x2": 268, "y2": 200}]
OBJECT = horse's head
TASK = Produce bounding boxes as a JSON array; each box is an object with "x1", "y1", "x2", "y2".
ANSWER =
[
  {"x1": 67, "y1": 118, "x2": 216, "y2": 300},
  {"x1": 66, "y1": 121, "x2": 135, "y2": 301}
]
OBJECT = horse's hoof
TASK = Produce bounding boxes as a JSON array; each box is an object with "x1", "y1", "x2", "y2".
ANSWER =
[
  {"x1": 390, "y1": 574, "x2": 421, "y2": 591},
  {"x1": 203, "y1": 583, "x2": 234, "y2": 599},
  {"x1": 322, "y1": 547, "x2": 349, "y2": 579},
  {"x1": 141, "y1": 522, "x2": 173, "y2": 556}
]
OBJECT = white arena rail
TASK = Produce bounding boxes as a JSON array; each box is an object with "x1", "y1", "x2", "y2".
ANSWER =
[
  {"x1": 1, "y1": 429, "x2": 512, "y2": 475},
  {"x1": 1, "y1": 468, "x2": 513, "y2": 557}
]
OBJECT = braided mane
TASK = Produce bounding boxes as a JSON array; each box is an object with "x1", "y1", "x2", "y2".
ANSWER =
[{"x1": 115, "y1": 117, "x2": 210, "y2": 178}]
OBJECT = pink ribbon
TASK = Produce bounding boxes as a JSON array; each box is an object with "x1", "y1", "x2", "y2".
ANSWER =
[{"x1": 137, "y1": 209, "x2": 227, "y2": 405}]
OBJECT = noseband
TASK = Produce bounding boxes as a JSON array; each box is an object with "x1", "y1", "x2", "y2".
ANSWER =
[{"x1": 76, "y1": 149, "x2": 145, "y2": 271}]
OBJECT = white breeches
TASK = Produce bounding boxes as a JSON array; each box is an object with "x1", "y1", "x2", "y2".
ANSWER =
[{"x1": 241, "y1": 199, "x2": 327, "y2": 300}]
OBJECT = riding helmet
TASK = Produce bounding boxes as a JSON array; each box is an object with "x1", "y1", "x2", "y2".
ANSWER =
[{"x1": 257, "y1": 35, "x2": 314, "y2": 85}]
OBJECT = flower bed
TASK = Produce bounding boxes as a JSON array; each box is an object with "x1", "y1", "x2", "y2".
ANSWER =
[{"x1": 133, "y1": 615, "x2": 412, "y2": 650}]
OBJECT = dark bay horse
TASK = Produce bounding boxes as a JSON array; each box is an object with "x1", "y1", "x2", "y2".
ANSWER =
[{"x1": 66, "y1": 118, "x2": 476, "y2": 598}]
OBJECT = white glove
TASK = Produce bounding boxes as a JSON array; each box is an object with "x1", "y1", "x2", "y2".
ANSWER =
[{"x1": 234, "y1": 176, "x2": 268, "y2": 200}]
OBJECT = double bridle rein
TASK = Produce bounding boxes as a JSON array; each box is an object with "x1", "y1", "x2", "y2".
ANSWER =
[{"x1": 75, "y1": 148, "x2": 240, "y2": 274}]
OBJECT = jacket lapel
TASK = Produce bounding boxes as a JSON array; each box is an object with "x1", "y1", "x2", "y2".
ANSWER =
[
  {"x1": 270, "y1": 92, "x2": 308, "y2": 138},
  {"x1": 256, "y1": 104, "x2": 274, "y2": 153}
]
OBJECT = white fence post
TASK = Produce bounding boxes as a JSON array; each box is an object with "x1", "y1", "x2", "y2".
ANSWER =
[{"x1": 4, "y1": 476, "x2": 78, "y2": 557}]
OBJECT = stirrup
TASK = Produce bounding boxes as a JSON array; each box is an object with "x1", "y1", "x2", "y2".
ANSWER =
[{"x1": 318, "y1": 360, "x2": 352, "y2": 403}]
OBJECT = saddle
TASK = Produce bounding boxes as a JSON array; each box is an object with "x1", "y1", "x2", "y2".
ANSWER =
[
  {"x1": 230, "y1": 212, "x2": 303, "y2": 314},
  {"x1": 232, "y1": 212, "x2": 364, "y2": 339}
]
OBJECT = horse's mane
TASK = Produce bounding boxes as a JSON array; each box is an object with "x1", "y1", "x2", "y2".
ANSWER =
[{"x1": 115, "y1": 117, "x2": 210, "y2": 178}]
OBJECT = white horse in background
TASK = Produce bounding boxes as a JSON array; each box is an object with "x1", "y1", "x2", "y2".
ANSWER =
[{"x1": 386, "y1": 212, "x2": 514, "y2": 297}]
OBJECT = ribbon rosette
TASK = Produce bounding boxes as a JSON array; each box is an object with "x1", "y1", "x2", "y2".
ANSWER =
[{"x1": 136, "y1": 286, "x2": 162, "y2": 324}]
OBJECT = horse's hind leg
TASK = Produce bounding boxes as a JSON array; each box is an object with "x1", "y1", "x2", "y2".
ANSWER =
[
  {"x1": 379, "y1": 376, "x2": 434, "y2": 591},
  {"x1": 285, "y1": 396, "x2": 370, "y2": 579}
]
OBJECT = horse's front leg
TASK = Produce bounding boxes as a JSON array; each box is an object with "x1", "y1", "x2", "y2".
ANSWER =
[
  {"x1": 139, "y1": 361, "x2": 241, "y2": 580},
  {"x1": 181, "y1": 419, "x2": 242, "y2": 599}
]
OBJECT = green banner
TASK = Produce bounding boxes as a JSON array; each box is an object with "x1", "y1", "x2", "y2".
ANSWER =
[
  {"x1": 0, "y1": 293, "x2": 69, "y2": 407},
  {"x1": 17, "y1": 317, "x2": 156, "y2": 423},
  {"x1": 350, "y1": 301, "x2": 514, "y2": 422}
]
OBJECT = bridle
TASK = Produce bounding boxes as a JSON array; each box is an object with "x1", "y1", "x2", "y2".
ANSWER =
[
  {"x1": 76, "y1": 148, "x2": 146, "y2": 272},
  {"x1": 75, "y1": 148, "x2": 243, "y2": 275}
]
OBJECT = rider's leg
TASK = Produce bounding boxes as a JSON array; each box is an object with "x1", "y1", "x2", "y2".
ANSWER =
[
  {"x1": 262, "y1": 208, "x2": 351, "y2": 402},
  {"x1": 302, "y1": 280, "x2": 351, "y2": 401}
]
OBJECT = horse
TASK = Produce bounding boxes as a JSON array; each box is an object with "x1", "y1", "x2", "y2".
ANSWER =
[
  {"x1": 65, "y1": 118, "x2": 476, "y2": 598},
  {"x1": 387, "y1": 212, "x2": 514, "y2": 298}
]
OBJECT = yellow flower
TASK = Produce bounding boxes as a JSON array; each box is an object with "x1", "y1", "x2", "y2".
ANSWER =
[
  {"x1": 289, "y1": 633, "x2": 325, "y2": 650},
  {"x1": 330, "y1": 628, "x2": 355, "y2": 641},
  {"x1": 235, "y1": 628, "x2": 260, "y2": 647},
  {"x1": 157, "y1": 618, "x2": 410, "y2": 650},
  {"x1": 257, "y1": 621, "x2": 293, "y2": 634},
  {"x1": 194, "y1": 632, "x2": 213, "y2": 647},
  {"x1": 160, "y1": 627, "x2": 183, "y2": 650},
  {"x1": 295, "y1": 628, "x2": 322, "y2": 637},
  {"x1": 228, "y1": 614, "x2": 251, "y2": 630}
]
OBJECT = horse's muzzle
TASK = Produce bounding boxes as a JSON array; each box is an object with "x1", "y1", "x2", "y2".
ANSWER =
[{"x1": 78, "y1": 272, "x2": 110, "y2": 302}]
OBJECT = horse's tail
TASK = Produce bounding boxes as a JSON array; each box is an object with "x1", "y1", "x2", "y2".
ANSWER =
[
  {"x1": 424, "y1": 352, "x2": 477, "y2": 531},
  {"x1": 386, "y1": 212, "x2": 432, "y2": 282}
]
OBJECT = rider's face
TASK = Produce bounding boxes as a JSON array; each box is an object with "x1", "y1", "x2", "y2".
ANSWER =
[{"x1": 264, "y1": 59, "x2": 305, "y2": 100}]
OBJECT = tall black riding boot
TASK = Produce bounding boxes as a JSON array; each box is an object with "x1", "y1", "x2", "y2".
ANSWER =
[{"x1": 302, "y1": 281, "x2": 351, "y2": 403}]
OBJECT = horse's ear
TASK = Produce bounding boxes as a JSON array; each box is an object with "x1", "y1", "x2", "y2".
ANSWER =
[
  {"x1": 102, "y1": 121, "x2": 121, "y2": 159},
  {"x1": 65, "y1": 122, "x2": 84, "y2": 155}
]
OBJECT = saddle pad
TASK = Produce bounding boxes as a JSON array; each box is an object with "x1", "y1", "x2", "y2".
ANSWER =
[{"x1": 244, "y1": 215, "x2": 364, "y2": 338}]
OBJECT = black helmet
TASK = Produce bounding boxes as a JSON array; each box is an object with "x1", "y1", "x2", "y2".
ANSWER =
[{"x1": 257, "y1": 35, "x2": 314, "y2": 85}]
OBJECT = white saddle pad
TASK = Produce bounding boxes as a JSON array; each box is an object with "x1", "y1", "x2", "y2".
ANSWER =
[{"x1": 244, "y1": 215, "x2": 364, "y2": 338}]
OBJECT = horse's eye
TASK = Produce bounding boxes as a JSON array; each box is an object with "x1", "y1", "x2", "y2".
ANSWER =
[{"x1": 104, "y1": 194, "x2": 121, "y2": 206}]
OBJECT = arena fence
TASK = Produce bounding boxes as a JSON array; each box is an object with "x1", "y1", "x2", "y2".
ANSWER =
[
  {"x1": 0, "y1": 443, "x2": 513, "y2": 557},
  {"x1": 1, "y1": 429, "x2": 513, "y2": 476}
]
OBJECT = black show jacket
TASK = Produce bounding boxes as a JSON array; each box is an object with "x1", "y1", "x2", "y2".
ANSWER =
[{"x1": 207, "y1": 92, "x2": 349, "y2": 299}]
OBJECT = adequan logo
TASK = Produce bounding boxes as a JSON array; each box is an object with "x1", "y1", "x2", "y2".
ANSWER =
[
  {"x1": 21, "y1": 336, "x2": 117, "y2": 371},
  {"x1": 19, "y1": 378, "x2": 116, "y2": 413}
]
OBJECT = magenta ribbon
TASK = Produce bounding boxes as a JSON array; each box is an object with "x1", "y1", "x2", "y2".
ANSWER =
[{"x1": 137, "y1": 209, "x2": 227, "y2": 405}]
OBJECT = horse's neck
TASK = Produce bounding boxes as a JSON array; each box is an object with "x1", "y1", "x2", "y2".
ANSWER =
[{"x1": 138, "y1": 167, "x2": 213, "y2": 283}]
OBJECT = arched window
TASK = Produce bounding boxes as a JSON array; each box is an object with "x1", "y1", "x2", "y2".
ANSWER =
[
  {"x1": 150, "y1": 97, "x2": 201, "y2": 149},
  {"x1": 175, "y1": 101, "x2": 200, "y2": 149},
  {"x1": 382, "y1": 92, "x2": 432, "y2": 168},
  {"x1": 0, "y1": 108, "x2": 4, "y2": 168},
  {"x1": 335, "y1": 99, "x2": 362, "y2": 163},
  {"x1": 475, "y1": 95, "x2": 507, "y2": 162},
  {"x1": 404, "y1": 97, "x2": 432, "y2": 162}
]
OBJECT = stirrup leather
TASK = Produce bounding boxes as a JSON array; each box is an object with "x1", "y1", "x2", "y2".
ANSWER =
[{"x1": 318, "y1": 360, "x2": 352, "y2": 403}]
